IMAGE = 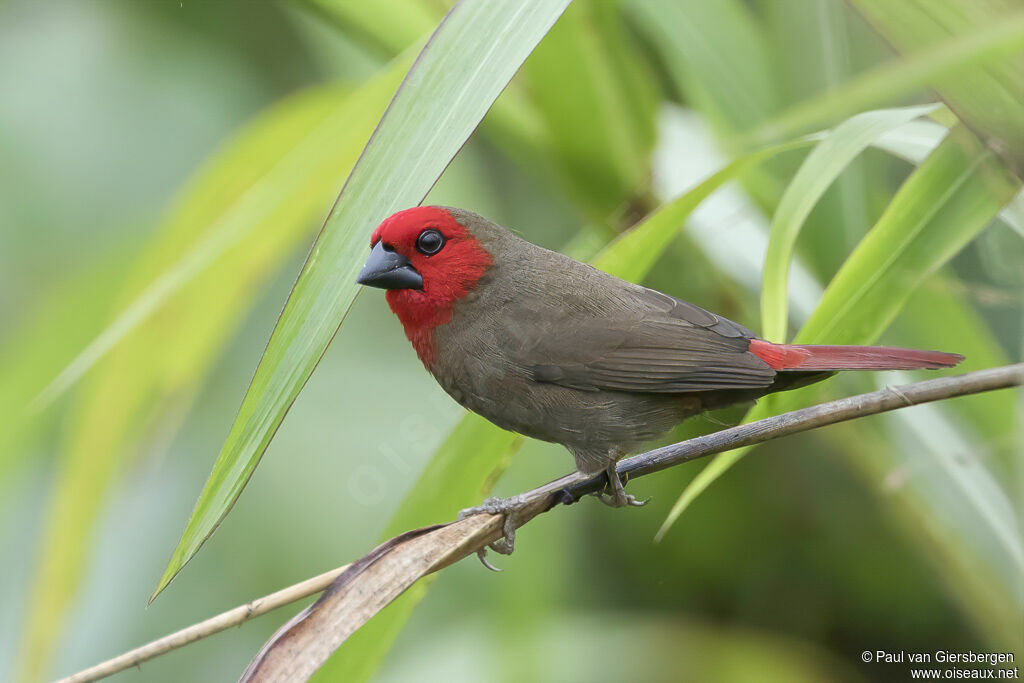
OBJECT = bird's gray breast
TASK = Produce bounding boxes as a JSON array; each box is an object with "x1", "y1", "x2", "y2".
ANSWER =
[
  {"x1": 425, "y1": 253, "x2": 688, "y2": 455},
  {"x1": 427, "y1": 261, "x2": 561, "y2": 441}
]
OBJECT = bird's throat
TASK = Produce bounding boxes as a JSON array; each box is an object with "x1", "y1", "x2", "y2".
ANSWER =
[
  {"x1": 385, "y1": 289, "x2": 450, "y2": 366},
  {"x1": 383, "y1": 235, "x2": 492, "y2": 368}
]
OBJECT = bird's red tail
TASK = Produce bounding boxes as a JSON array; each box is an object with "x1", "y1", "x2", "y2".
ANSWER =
[{"x1": 748, "y1": 339, "x2": 964, "y2": 371}]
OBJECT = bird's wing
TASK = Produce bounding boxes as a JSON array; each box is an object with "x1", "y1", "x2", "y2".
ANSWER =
[{"x1": 523, "y1": 287, "x2": 776, "y2": 393}]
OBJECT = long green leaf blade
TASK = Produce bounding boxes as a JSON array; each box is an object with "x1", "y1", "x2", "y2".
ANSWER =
[
  {"x1": 745, "y1": 11, "x2": 1024, "y2": 148},
  {"x1": 316, "y1": 414, "x2": 520, "y2": 681},
  {"x1": 525, "y1": 0, "x2": 658, "y2": 217},
  {"x1": 850, "y1": 0, "x2": 1024, "y2": 176},
  {"x1": 760, "y1": 104, "x2": 939, "y2": 342},
  {"x1": 661, "y1": 125, "x2": 1021, "y2": 538},
  {"x1": 625, "y1": 0, "x2": 779, "y2": 137},
  {"x1": 592, "y1": 138, "x2": 815, "y2": 281},
  {"x1": 16, "y1": 73, "x2": 411, "y2": 681},
  {"x1": 152, "y1": 0, "x2": 570, "y2": 600},
  {"x1": 302, "y1": 0, "x2": 437, "y2": 54}
]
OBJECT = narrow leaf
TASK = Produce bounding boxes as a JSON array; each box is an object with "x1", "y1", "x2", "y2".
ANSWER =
[
  {"x1": 0, "y1": 253, "x2": 127, "y2": 468},
  {"x1": 850, "y1": 0, "x2": 1024, "y2": 176},
  {"x1": 744, "y1": 12, "x2": 1024, "y2": 148},
  {"x1": 314, "y1": 414, "x2": 520, "y2": 681},
  {"x1": 661, "y1": 125, "x2": 1021, "y2": 538},
  {"x1": 652, "y1": 104, "x2": 1022, "y2": 641},
  {"x1": 625, "y1": 0, "x2": 779, "y2": 137},
  {"x1": 592, "y1": 137, "x2": 815, "y2": 281},
  {"x1": 301, "y1": 0, "x2": 438, "y2": 55},
  {"x1": 153, "y1": 0, "x2": 571, "y2": 600},
  {"x1": 17, "y1": 72, "x2": 410, "y2": 682},
  {"x1": 525, "y1": 1, "x2": 658, "y2": 216},
  {"x1": 760, "y1": 103, "x2": 940, "y2": 342}
]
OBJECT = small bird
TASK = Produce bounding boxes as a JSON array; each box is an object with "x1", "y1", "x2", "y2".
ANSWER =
[{"x1": 357, "y1": 207, "x2": 962, "y2": 543}]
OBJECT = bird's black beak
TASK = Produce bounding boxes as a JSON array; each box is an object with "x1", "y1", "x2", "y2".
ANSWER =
[{"x1": 356, "y1": 242, "x2": 423, "y2": 290}]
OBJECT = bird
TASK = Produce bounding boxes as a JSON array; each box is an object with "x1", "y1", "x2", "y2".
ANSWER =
[{"x1": 357, "y1": 206, "x2": 963, "y2": 549}]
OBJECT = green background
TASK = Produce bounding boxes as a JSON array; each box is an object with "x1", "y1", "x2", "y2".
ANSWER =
[{"x1": 0, "y1": 0, "x2": 1021, "y2": 681}]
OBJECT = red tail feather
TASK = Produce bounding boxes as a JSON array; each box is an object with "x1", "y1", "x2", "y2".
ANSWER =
[{"x1": 748, "y1": 339, "x2": 964, "y2": 371}]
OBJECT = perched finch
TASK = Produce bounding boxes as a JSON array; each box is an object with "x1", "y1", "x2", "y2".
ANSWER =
[{"x1": 357, "y1": 206, "x2": 962, "y2": 544}]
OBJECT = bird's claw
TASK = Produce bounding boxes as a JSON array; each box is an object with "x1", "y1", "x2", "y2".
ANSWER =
[
  {"x1": 475, "y1": 548, "x2": 503, "y2": 572},
  {"x1": 459, "y1": 496, "x2": 527, "y2": 567},
  {"x1": 596, "y1": 466, "x2": 649, "y2": 508},
  {"x1": 594, "y1": 489, "x2": 649, "y2": 508}
]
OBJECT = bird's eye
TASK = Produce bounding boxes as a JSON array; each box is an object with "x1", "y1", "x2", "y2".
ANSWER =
[{"x1": 415, "y1": 228, "x2": 445, "y2": 255}]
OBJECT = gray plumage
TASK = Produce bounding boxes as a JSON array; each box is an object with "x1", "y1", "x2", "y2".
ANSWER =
[{"x1": 427, "y1": 209, "x2": 797, "y2": 475}]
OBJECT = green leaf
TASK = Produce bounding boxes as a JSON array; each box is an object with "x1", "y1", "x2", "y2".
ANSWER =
[
  {"x1": 0, "y1": 253, "x2": 127, "y2": 468},
  {"x1": 153, "y1": 0, "x2": 571, "y2": 601},
  {"x1": 652, "y1": 100, "x2": 1022, "y2": 642},
  {"x1": 625, "y1": 0, "x2": 779, "y2": 138},
  {"x1": 896, "y1": 277, "x2": 1013, "y2": 449},
  {"x1": 760, "y1": 103, "x2": 940, "y2": 342},
  {"x1": 623, "y1": 0, "x2": 795, "y2": 233},
  {"x1": 795, "y1": 130, "x2": 1018, "y2": 344},
  {"x1": 592, "y1": 137, "x2": 816, "y2": 281},
  {"x1": 870, "y1": 117, "x2": 1024, "y2": 235},
  {"x1": 299, "y1": 0, "x2": 560, "y2": 202},
  {"x1": 882, "y1": 276, "x2": 1019, "y2": 642},
  {"x1": 660, "y1": 125, "x2": 1021, "y2": 539},
  {"x1": 315, "y1": 414, "x2": 520, "y2": 681},
  {"x1": 524, "y1": 1, "x2": 658, "y2": 218},
  {"x1": 300, "y1": 0, "x2": 439, "y2": 55},
  {"x1": 850, "y1": 0, "x2": 1024, "y2": 176},
  {"x1": 30, "y1": 76, "x2": 397, "y2": 412},
  {"x1": 999, "y1": 190, "x2": 1024, "y2": 236},
  {"x1": 745, "y1": 11, "x2": 1024, "y2": 148},
  {"x1": 16, "y1": 72, "x2": 411, "y2": 682}
]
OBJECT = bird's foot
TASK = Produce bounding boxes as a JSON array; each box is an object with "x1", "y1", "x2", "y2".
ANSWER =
[
  {"x1": 594, "y1": 466, "x2": 649, "y2": 509},
  {"x1": 458, "y1": 495, "x2": 530, "y2": 567},
  {"x1": 595, "y1": 490, "x2": 648, "y2": 508}
]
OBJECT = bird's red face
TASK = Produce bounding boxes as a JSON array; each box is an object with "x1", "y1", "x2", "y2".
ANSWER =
[{"x1": 357, "y1": 206, "x2": 492, "y2": 364}]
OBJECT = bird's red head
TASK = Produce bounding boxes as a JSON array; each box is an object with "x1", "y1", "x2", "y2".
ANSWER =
[{"x1": 359, "y1": 206, "x2": 492, "y2": 364}]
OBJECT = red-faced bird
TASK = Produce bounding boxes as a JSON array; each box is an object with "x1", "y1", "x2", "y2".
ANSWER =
[{"x1": 357, "y1": 207, "x2": 962, "y2": 537}]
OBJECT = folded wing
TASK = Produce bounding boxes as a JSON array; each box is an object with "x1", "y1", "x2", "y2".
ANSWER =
[{"x1": 526, "y1": 288, "x2": 776, "y2": 393}]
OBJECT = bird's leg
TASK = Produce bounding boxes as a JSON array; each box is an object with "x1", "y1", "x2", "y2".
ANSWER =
[
  {"x1": 458, "y1": 494, "x2": 530, "y2": 559},
  {"x1": 595, "y1": 463, "x2": 648, "y2": 508}
]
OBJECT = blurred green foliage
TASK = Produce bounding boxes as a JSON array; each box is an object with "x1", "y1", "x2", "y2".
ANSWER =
[{"x1": 0, "y1": 0, "x2": 1020, "y2": 681}]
